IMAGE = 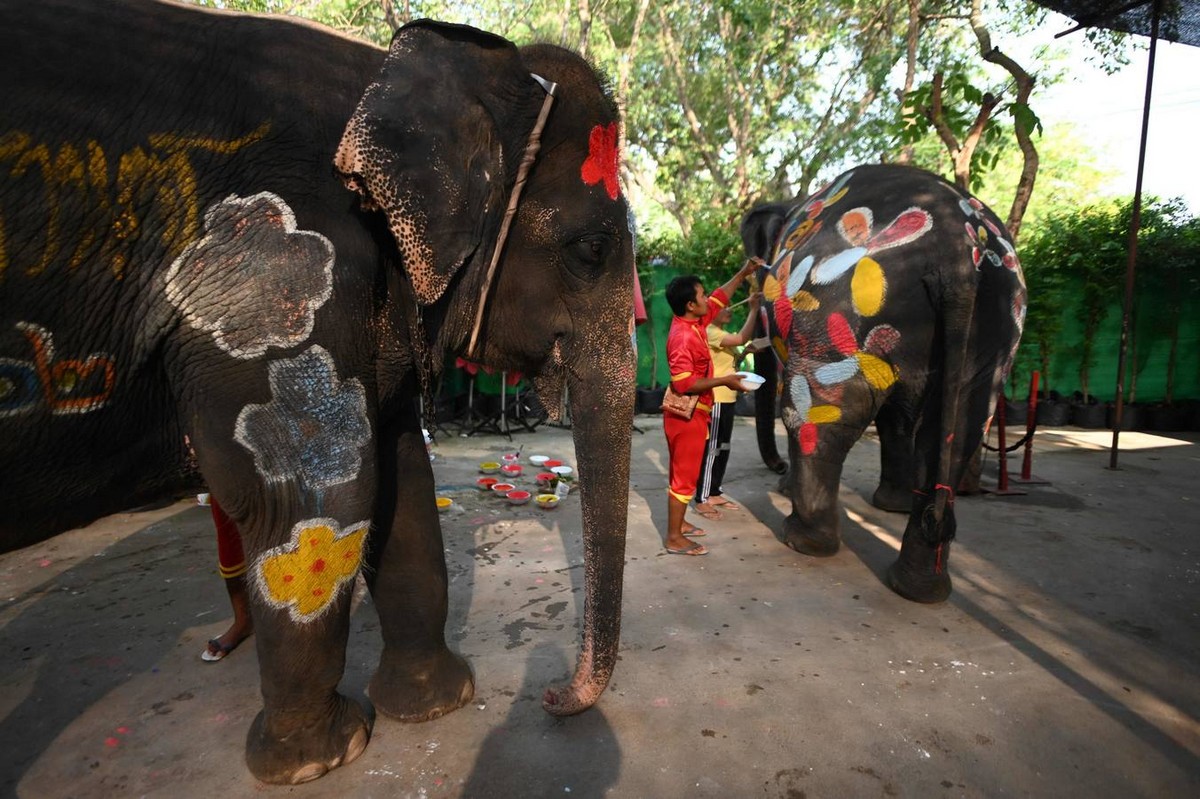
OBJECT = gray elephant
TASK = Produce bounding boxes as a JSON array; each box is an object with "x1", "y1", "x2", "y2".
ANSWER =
[
  {"x1": 742, "y1": 164, "x2": 1026, "y2": 603},
  {"x1": 0, "y1": 0, "x2": 635, "y2": 784}
]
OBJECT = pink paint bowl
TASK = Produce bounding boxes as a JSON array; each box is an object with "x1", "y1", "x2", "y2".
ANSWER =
[
  {"x1": 477, "y1": 477, "x2": 498, "y2": 491},
  {"x1": 502, "y1": 452, "x2": 520, "y2": 463},
  {"x1": 506, "y1": 489, "x2": 532, "y2": 505},
  {"x1": 491, "y1": 482, "x2": 516, "y2": 495}
]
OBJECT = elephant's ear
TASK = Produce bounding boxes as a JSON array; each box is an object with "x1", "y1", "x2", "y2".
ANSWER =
[
  {"x1": 740, "y1": 203, "x2": 789, "y2": 261},
  {"x1": 335, "y1": 20, "x2": 543, "y2": 305}
]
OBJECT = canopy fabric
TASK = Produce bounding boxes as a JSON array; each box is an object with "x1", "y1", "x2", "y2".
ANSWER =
[{"x1": 1036, "y1": 0, "x2": 1200, "y2": 46}]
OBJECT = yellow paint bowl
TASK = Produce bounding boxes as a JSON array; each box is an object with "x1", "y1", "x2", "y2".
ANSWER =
[
  {"x1": 479, "y1": 462, "x2": 501, "y2": 474},
  {"x1": 436, "y1": 497, "x2": 453, "y2": 512},
  {"x1": 536, "y1": 494, "x2": 560, "y2": 509}
]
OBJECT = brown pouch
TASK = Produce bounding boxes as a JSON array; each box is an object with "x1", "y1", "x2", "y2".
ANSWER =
[{"x1": 661, "y1": 384, "x2": 699, "y2": 420}]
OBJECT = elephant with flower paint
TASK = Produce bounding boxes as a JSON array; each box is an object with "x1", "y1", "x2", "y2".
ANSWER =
[{"x1": 741, "y1": 164, "x2": 1026, "y2": 603}]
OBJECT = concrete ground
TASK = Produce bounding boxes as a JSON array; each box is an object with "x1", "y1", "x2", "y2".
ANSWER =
[{"x1": 2, "y1": 416, "x2": 1198, "y2": 798}]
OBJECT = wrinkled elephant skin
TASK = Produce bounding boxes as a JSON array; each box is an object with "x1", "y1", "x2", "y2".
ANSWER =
[
  {"x1": 743, "y1": 164, "x2": 1026, "y2": 603},
  {"x1": 0, "y1": 0, "x2": 634, "y2": 784}
]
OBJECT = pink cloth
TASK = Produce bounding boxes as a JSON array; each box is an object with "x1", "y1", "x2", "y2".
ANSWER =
[{"x1": 633, "y1": 267, "x2": 648, "y2": 326}]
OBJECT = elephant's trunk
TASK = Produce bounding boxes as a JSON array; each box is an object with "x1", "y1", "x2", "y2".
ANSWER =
[
  {"x1": 754, "y1": 331, "x2": 788, "y2": 476},
  {"x1": 541, "y1": 344, "x2": 635, "y2": 716}
]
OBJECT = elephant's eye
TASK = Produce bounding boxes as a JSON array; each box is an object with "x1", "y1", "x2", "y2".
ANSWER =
[{"x1": 566, "y1": 233, "x2": 613, "y2": 276}]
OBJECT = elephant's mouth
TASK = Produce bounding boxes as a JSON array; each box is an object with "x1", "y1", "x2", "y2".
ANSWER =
[{"x1": 530, "y1": 338, "x2": 569, "y2": 423}]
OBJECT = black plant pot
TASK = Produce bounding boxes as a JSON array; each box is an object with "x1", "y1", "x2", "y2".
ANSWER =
[
  {"x1": 1070, "y1": 401, "x2": 1107, "y2": 429},
  {"x1": 1106, "y1": 403, "x2": 1141, "y2": 431},
  {"x1": 1143, "y1": 404, "x2": 1188, "y2": 432},
  {"x1": 636, "y1": 387, "x2": 665, "y2": 415},
  {"x1": 1036, "y1": 399, "x2": 1070, "y2": 427},
  {"x1": 1003, "y1": 398, "x2": 1027, "y2": 426}
]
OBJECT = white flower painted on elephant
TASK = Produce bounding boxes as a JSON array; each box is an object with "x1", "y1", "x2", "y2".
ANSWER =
[
  {"x1": 235, "y1": 345, "x2": 370, "y2": 491},
  {"x1": 254, "y1": 517, "x2": 369, "y2": 623},
  {"x1": 164, "y1": 192, "x2": 334, "y2": 359}
]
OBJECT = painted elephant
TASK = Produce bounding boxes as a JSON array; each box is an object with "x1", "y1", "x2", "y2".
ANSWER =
[
  {"x1": 741, "y1": 164, "x2": 1026, "y2": 603},
  {"x1": 1, "y1": 0, "x2": 636, "y2": 784}
]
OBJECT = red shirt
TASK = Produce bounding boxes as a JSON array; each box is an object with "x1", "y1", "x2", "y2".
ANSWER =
[{"x1": 666, "y1": 287, "x2": 729, "y2": 412}]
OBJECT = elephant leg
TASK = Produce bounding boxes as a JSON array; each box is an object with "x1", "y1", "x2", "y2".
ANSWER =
[
  {"x1": 245, "y1": 573, "x2": 372, "y2": 784},
  {"x1": 211, "y1": 485, "x2": 375, "y2": 784},
  {"x1": 872, "y1": 400, "x2": 916, "y2": 513},
  {"x1": 364, "y1": 414, "x2": 474, "y2": 721},
  {"x1": 887, "y1": 371, "x2": 995, "y2": 603},
  {"x1": 781, "y1": 413, "x2": 871, "y2": 557}
]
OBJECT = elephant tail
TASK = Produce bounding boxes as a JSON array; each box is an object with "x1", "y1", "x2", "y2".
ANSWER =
[{"x1": 920, "y1": 272, "x2": 989, "y2": 545}]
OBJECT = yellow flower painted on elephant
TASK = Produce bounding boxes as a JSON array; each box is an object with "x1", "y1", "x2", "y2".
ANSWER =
[{"x1": 256, "y1": 517, "x2": 369, "y2": 622}]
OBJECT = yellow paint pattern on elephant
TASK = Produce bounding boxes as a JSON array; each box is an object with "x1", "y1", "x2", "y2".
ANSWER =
[
  {"x1": 762, "y1": 273, "x2": 782, "y2": 302},
  {"x1": 791, "y1": 290, "x2": 820, "y2": 311},
  {"x1": 851, "y1": 257, "x2": 885, "y2": 316},
  {"x1": 259, "y1": 521, "x2": 367, "y2": 620},
  {"x1": 809, "y1": 405, "x2": 841, "y2": 424},
  {"x1": 856, "y1": 352, "x2": 897, "y2": 389},
  {"x1": 0, "y1": 123, "x2": 269, "y2": 281}
]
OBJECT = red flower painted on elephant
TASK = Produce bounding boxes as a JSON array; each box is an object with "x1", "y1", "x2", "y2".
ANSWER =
[{"x1": 581, "y1": 122, "x2": 620, "y2": 200}]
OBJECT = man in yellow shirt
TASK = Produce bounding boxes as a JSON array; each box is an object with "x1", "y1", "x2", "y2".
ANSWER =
[{"x1": 694, "y1": 295, "x2": 762, "y2": 520}]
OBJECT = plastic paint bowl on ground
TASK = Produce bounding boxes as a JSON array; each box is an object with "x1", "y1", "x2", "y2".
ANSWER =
[
  {"x1": 535, "y1": 471, "x2": 557, "y2": 487},
  {"x1": 535, "y1": 494, "x2": 559, "y2": 509},
  {"x1": 550, "y1": 465, "x2": 573, "y2": 477},
  {"x1": 491, "y1": 482, "x2": 516, "y2": 495},
  {"x1": 479, "y1": 461, "x2": 501, "y2": 474},
  {"x1": 506, "y1": 489, "x2": 532, "y2": 505},
  {"x1": 436, "y1": 497, "x2": 453, "y2": 512},
  {"x1": 528, "y1": 455, "x2": 551, "y2": 466},
  {"x1": 543, "y1": 459, "x2": 564, "y2": 468},
  {"x1": 502, "y1": 452, "x2": 520, "y2": 463},
  {"x1": 500, "y1": 464, "x2": 523, "y2": 477},
  {"x1": 477, "y1": 477, "x2": 499, "y2": 491},
  {"x1": 736, "y1": 371, "x2": 766, "y2": 391}
]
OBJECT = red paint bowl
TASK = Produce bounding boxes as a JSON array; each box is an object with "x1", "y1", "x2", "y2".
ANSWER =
[
  {"x1": 536, "y1": 471, "x2": 557, "y2": 487},
  {"x1": 477, "y1": 477, "x2": 498, "y2": 490},
  {"x1": 491, "y1": 482, "x2": 516, "y2": 495},
  {"x1": 501, "y1": 463, "x2": 523, "y2": 477},
  {"x1": 506, "y1": 490, "x2": 532, "y2": 505},
  {"x1": 543, "y1": 459, "x2": 564, "y2": 468}
]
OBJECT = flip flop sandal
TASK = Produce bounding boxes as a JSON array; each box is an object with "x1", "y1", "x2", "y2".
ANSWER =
[
  {"x1": 693, "y1": 505, "x2": 722, "y2": 520},
  {"x1": 666, "y1": 542, "x2": 708, "y2": 556},
  {"x1": 710, "y1": 498, "x2": 740, "y2": 510},
  {"x1": 682, "y1": 527, "x2": 707, "y2": 537},
  {"x1": 201, "y1": 638, "x2": 237, "y2": 663}
]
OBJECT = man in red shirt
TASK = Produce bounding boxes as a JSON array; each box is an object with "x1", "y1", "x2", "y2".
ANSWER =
[{"x1": 662, "y1": 259, "x2": 762, "y2": 555}]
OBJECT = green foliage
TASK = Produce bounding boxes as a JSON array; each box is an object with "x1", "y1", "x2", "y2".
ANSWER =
[
  {"x1": 636, "y1": 212, "x2": 746, "y2": 300},
  {"x1": 1016, "y1": 196, "x2": 1199, "y2": 400}
]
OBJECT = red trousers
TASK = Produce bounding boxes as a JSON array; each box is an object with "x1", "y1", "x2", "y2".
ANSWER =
[
  {"x1": 210, "y1": 498, "x2": 246, "y2": 580},
  {"x1": 663, "y1": 408, "x2": 711, "y2": 504}
]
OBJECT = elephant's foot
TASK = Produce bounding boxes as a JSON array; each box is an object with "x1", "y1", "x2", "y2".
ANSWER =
[
  {"x1": 886, "y1": 535, "x2": 953, "y2": 603},
  {"x1": 783, "y1": 513, "x2": 840, "y2": 557},
  {"x1": 871, "y1": 482, "x2": 912, "y2": 514},
  {"x1": 369, "y1": 646, "x2": 475, "y2": 722},
  {"x1": 245, "y1": 693, "x2": 370, "y2": 785}
]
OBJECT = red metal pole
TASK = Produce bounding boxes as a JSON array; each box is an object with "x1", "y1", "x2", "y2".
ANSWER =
[
  {"x1": 1021, "y1": 371, "x2": 1040, "y2": 481},
  {"x1": 996, "y1": 382, "x2": 1010, "y2": 492}
]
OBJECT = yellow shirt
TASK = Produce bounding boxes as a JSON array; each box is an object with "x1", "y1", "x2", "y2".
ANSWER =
[{"x1": 707, "y1": 325, "x2": 739, "y2": 404}]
